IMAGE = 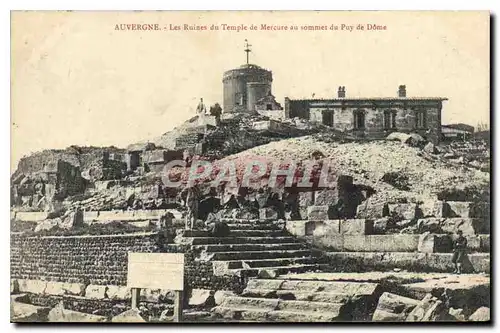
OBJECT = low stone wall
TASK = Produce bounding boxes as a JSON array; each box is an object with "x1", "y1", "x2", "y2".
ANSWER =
[
  {"x1": 83, "y1": 209, "x2": 182, "y2": 223},
  {"x1": 10, "y1": 232, "x2": 161, "y2": 285},
  {"x1": 312, "y1": 235, "x2": 421, "y2": 252},
  {"x1": 325, "y1": 252, "x2": 490, "y2": 274},
  {"x1": 13, "y1": 211, "x2": 50, "y2": 222},
  {"x1": 11, "y1": 230, "x2": 245, "y2": 300},
  {"x1": 297, "y1": 233, "x2": 489, "y2": 254},
  {"x1": 286, "y1": 219, "x2": 374, "y2": 238},
  {"x1": 12, "y1": 209, "x2": 182, "y2": 224}
]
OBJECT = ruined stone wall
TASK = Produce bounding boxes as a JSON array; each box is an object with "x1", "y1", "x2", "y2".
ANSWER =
[
  {"x1": 11, "y1": 230, "x2": 244, "y2": 294},
  {"x1": 10, "y1": 232, "x2": 161, "y2": 285},
  {"x1": 13, "y1": 147, "x2": 125, "y2": 179}
]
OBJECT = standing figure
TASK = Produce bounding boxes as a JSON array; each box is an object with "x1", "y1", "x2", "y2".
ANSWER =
[
  {"x1": 452, "y1": 230, "x2": 468, "y2": 274},
  {"x1": 185, "y1": 185, "x2": 200, "y2": 230},
  {"x1": 196, "y1": 98, "x2": 207, "y2": 115}
]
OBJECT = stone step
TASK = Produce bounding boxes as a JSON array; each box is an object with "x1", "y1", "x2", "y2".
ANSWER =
[
  {"x1": 220, "y1": 296, "x2": 345, "y2": 316},
  {"x1": 242, "y1": 288, "x2": 353, "y2": 303},
  {"x1": 193, "y1": 243, "x2": 307, "y2": 252},
  {"x1": 246, "y1": 279, "x2": 380, "y2": 296},
  {"x1": 326, "y1": 252, "x2": 490, "y2": 273},
  {"x1": 219, "y1": 218, "x2": 260, "y2": 224},
  {"x1": 212, "y1": 306, "x2": 340, "y2": 322},
  {"x1": 182, "y1": 229, "x2": 286, "y2": 237},
  {"x1": 225, "y1": 223, "x2": 282, "y2": 230},
  {"x1": 211, "y1": 249, "x2": 313, "y2": 261},
  {"x1": 188, "y1": 236, "x2": 300, "y2": 245},
  {"x1": 226, "y1": 264, "x2": 319, "y2": 278},
  {"x1": 224, "y1": 257, "x2": 318, "y2": 269}
]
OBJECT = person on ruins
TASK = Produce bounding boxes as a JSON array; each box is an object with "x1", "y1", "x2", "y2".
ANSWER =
[
  {"x1": 184, "y1": 185, "x2": 200, "y2": 230},
  {"x1": 196, "y1": 98, "x2": 207, "y2": 115},
  {"x1": 451, "y1": 230, "x2": 468, "y2": 274}
]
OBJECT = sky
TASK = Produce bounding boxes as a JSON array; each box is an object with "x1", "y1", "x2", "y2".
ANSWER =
[{"x1": 11, "y1": 11, "x2": 490, "y2": 172}]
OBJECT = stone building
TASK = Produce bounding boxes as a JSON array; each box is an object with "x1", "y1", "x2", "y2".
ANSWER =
[
  {"x1": 285, "y1": 85, "x2": 447, "y2": 144},
  {"x1": 222, "y1": 41, "x2": 283, "y2": 114}
]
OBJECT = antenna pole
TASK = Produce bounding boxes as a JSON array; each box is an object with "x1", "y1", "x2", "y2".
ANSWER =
[{"x1": 244, "y1": 39, "x2": 252, "y2": 65}]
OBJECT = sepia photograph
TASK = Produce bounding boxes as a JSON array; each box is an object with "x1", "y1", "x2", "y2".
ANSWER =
[{"x1": 10, "y1": 10, "x2": 491, "y2": 323}]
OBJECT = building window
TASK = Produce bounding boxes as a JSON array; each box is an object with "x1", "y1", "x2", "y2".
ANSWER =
[
  {"x1": 266, "y1": 104, "x2": 273, "y2": 110},
  {"x1": 354, "y1": 110, "x2": 365, "y2": 129},
  {"x1": 416, "y1": 110, "x2": 427, "y2": 128},
  {"x1": 384, "y1": 110, "x2": 397, "y2": 129},
  {"x1": 235, "y1": 93, "x2": 245, "y2": 106}
]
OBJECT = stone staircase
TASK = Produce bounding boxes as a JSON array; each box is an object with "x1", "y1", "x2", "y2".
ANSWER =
[
  {"x1": 212, "y1": 278, "x2": 381, "y2": 322},
  {"x1": 176, "y1": 219, "x2": 325, "y2": 279}
]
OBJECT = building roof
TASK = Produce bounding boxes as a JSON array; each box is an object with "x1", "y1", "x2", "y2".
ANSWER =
[
  {"x1": 224, "y1": 63, "x2": 272, "y2": 74},
  {"x1": 287, "y1": 97, "x2": 448, "y2": 102},
  {"x1": 442, "y1": 123, "x2": 475, "y2": 133}
]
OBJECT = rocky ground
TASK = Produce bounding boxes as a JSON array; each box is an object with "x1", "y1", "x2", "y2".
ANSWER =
[{"x1": 221, "y1": 136, "x2": 489, "y2": 206}]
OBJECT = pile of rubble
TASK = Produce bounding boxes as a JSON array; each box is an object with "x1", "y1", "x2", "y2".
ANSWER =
[{"x1": 221, "y1": 135, "x2": 489, "y2": 206}]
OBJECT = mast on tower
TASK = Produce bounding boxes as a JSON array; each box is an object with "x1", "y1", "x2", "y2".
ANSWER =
[{"x1": 244, "y1": 39, "x2": 252, "y2": 65}]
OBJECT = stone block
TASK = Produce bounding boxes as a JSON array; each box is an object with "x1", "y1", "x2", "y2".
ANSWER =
[
  {"x1": 259, "y1": 207, "x2": 278, "y2": 221},
  {"x1": 418, "y1": 233, "x2": 452, "y2": 253},
  {"x1": 340, "y1": 219, "x2": 374, "y2": 235},
  {"x1": 448, "y1": 308, "x2": 466, "y2": 321},
  {"x1": 10, "y1": 279, "x2": 19, "y2": 294},
  {"x1": 15, "y1": 212, "x2": 49, "y2": 222},
  {"x1": 420, "y1": 201, "x2": 450, "y2": 218},
  {"x1": 189, "y1": 289, "x2": 215, "y2": 308},
  {"x1": 388, "y1": 203, "x2": 421, "y2": 220},
  {"x1": 447, "y1": 201, "x2": 474, "y2": 218},
  {"x1": 307, "y1": 205, "x2": 329, "y2": 220},
  {"x1": 18, "y1": 279, "x2": 47, "y2": 295},
  {"x1": 372, "y1": 292, "x2": 420, "y2": 321},
  {"x1": 310, "y1": 220, "x2": 341, "y2": 237},
  {"x1": 401, "y1": 275, "x2": 490, "y2": 311},
  {"x1": 446, "y1": 201, "x2": 489, "y2": 219},
  {"x1": 441, "y1": 218, "x2": 488, "y2": 235},
  {"x1": 285, "y1": 220, "x2": 308, "y2": 237},
  {"x1": 315, "y1": 189, "x2": 339, "y2": 206},
  {"x1": 44, "y1": 282, "x2": 66, "y2": 296},
  {"x1": 34, "y1": 219, "x2": 59, "y2": 233},
  {"x1": 11, "y1": 297, "x2": 51, "y2": 322},
  {"x1": 406, "y1": 293, "x2": 448, "y2": 322},
  {"x1": 468, "y1": 307, "x2": 490, "y2": 321},
  {"x1": 356, "y1": 202, "x2": 389, "y2": 219},
  {"x1": 85, "y1": 285, "x2": 107, "y2": 299},
  {"x1": 417, "y1": 218, "x2": 445, "y2": 233},
  {"x1": 346, "y1": 235, "x2": 419, "y2": 252},
  {"x1": 111, "y1": 308, "x2": 146, "y2": 323},
  {"x1": 214, "y1": 291, "x2": 236, "y2": 306},
  {"x1": 106, "y1": 285, "x2": 131, "y2": 301},
  {"x1": 258, "y1": 269, "x2": 278, "y2": 279},
  {"x1": 63, "y1": 283, "x2": 86, "y2": 296},
  {"x1": 373, "y1": 217, "x2": 391, "y2": 234},
  {"x1": 48, "y1": 302, "x2": 108, "y2": 322}
]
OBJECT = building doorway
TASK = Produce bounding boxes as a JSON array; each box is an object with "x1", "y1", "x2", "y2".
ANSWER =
[
  {"x1": 322, "y1": 110, "x2": 334, "y2": 127},
  {"x1": 354, "y1": 109, "x2": 365, "y2": 129}
]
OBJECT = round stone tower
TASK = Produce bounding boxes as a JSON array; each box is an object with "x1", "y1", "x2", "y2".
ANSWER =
[{"x1": 222, "y1": 64, "x2": 273, "y2": 113}]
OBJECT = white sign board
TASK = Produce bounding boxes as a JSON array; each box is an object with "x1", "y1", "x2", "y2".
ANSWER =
[{"x1": 127, "y1": 253, "x2": 184, "y2": 290}]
